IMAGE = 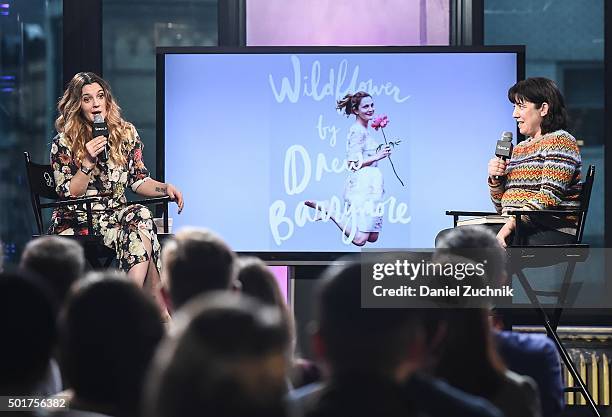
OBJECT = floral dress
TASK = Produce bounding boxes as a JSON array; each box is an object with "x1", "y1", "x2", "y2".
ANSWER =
[
  {"x1": 344, "y1": 123, "x2": 384, "y2": 232},
  {"x1": 49, "y1": 126, "x2": 161, "y2": 273}
]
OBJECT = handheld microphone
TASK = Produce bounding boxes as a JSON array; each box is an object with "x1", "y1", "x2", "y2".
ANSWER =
[
  {"x1": 493, "y1": 131, "x2": 513, "y2": 181},
  {"x1": 93, "y1": 113, "x2": 109, "y2": 162}
]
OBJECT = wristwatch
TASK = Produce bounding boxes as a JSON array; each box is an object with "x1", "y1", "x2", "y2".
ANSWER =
[{"x1": 80, "y1": 165, "x2": 94, "y2": 175}]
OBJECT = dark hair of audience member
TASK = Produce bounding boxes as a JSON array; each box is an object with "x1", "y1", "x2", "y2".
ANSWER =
[
  {"x1": 0, "y1": 272, "x2": 56, "y2": 394},
  {"x1": 20, "y1": 236, "x2": 85, "y2": 305},
  {"x1": 435, "y1": 225, "x2": 507, "y2": 287},
  {"x1": 59, "y1": 271, "x2": 164, "y2": 417},
  {"x1": 433, "y1": 307, "x2": 506, "y2": 399},
  {"x1": 316, "y1": 258, "x2": 423, "y2": 377},
  {"x1": 162, "y1": 228, "x2": 236, "y2": 309},
  {"x1": 237, "y1": 256, "x2": 294, "y2": 338},
  {"x1": 145, "y1": 292, "x2": 290, "y2": 417}
]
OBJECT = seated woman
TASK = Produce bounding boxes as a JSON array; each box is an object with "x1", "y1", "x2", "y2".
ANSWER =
[
  {"x1": 489, "y1": 77, "x2": 582, "y2": 247},
  {"x1": 49, "y1": 72, "x2": 184, "y2": 320}
]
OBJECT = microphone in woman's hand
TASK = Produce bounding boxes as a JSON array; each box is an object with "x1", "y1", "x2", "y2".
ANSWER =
[
  {"x1": 493, "y1": 131, "x2": 513, "y2": 181},
  {"x1": 93, "y1": 114, "x2": 109, "y2": 162}
]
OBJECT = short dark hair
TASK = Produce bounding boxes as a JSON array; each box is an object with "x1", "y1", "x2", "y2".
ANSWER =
[
  {"x1": 316, "y1": 258, "x2": 422, "y2": 375},
  {"x1": 508, "y1": 77, "x2": 569, "y2": 135},
  {"x1": 145, "y1": 292, "x2": 290, "y2": 417},
  {"x1": 0, "y1": 272, "x2": 56, "y2": 393},
  {"x1": 435, "y1": 225, "x2": 506, "y2": 285},
  {"x1": 162, "y1": 228, "x2": 236, "y2": 309},
  {"x1": 20, "y1": 236, "x2": 85, "y2": 304},
  {"x1": 59, "y1": 272, "x2": 164, "y2": 416}
]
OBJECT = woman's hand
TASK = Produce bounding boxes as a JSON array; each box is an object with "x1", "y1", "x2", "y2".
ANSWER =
[
  {"x1": 496, "y1": 218, "x2": 516, "y2": 249},
  {"x1": 375, "y1": 145, "x2": 392, "y2": 161},
  {"x1": 488, "y1": 157, "x2": 507, "y2": 183},
  {"x1": 166, "y1": 183, "x2": 184, "y2": 214},
  {"x1": 84, "y1": 135, "x2": 107, "y2": 167}
]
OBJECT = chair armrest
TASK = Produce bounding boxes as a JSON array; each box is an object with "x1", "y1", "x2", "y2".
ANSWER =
[
  {"x1": 446, "y1": 210, "x2": 499, "y2": 217},
  {"x1": 506, "y1": 209, "x2": 583, "y2": 217},
  {"x1": 128, "y1": 196, "x2": 172, "y2": 206},
  {"x1": 39, "y1": 196, "x2": 100, "y2": 209}
]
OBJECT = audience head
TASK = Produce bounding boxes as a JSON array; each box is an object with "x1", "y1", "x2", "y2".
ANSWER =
[
  {"x1": 59, "y1": 271, "x2": 164, "y2": 417},
  {"x1": 435, "y1": 225, "x2": 507, "y2": 286},
  {"x1": 314, "y1": 258, "x2": 424, "y2": 380},
  {"x1": 0, "y1": 272, "x2": 56, "y2": 394},
  {"x1": 20, "y1": 236, "x2": 85, "y2": 305},
  {"x1": 508, "y1": 77, "x2": 568, "y2": 135},
  {"x1": 145, "y1": 292, "x2": 290, "y2": 417},
  {"x1": 237, "y1": 256, "x2": 286, "y2": 306},
  {"x1": 161, "y1": 227, "x2": 236, "y2": 310}
]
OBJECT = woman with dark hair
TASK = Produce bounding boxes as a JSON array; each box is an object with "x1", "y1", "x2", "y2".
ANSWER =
[
  {"x1": 305, "y1": 91, "x2": 391, "y2": 246},
  {"x1": 432, "y1": 308, "x2": 541, "y2": 417},
  {"x1": 49, "y1": 72, "x2": 184, "y2": 320},
  {"x1": 488, "y1": 77, "x2": 582, "y2": 247}
]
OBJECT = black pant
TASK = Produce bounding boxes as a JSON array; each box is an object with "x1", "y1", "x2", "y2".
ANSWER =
[{"x1": 435, "y1": 223, "x2": 576, "y2": 247}]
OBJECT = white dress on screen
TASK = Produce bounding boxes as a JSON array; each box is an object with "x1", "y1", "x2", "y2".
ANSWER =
[{"x1": 343, "y1": 123, "x2": 384, "y2": 233}]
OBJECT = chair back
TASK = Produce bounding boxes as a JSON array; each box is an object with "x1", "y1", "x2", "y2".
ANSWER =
[
  {"x1": 576, "y1": 165, "x2": 595, "y2": 244},
  {"x1": 24, "y1": 152, "x2": 59, "y2": 235}
]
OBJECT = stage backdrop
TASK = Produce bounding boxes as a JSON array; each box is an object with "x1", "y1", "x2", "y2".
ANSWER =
[{"x1": 162, "y1": 49, "x2": 519, "y2": 253}]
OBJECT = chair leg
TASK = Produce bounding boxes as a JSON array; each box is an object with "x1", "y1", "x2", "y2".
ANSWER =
[
  {"x1": 515, "y1": 269, "x2": 600, "y2": 417},
  {"x1": 550, "y1": 262, "x2": 577, "y2": 331}
]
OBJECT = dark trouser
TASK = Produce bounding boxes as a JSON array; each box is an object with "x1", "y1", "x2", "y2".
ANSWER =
[{"x1": 435, "y1": 223, "x2": 576, "y2": 248}]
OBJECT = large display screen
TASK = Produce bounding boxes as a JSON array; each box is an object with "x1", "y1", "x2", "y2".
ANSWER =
[{"x1": 159, "y1": 47, "x2": 522, "y2": 256}]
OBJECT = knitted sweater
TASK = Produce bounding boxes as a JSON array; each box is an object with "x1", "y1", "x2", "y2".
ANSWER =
[{"x1": 489, "y1": 130, "x2": 582, "y2": 234}]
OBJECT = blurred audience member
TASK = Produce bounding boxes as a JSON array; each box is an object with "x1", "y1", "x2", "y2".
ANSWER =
[
  {"x1": 0, "y1": 239, "x2": 4, "y2": 272},
  {"x1": 20, "y1": 236, "x2": 85, "y2": 305},
  {"x1": 434, "y1": 227, "x2": 542, "y2": 417},
  {"x1": 59, "y1": 272, "x2": 164, "y2": 417},
  {"x1": 0, "y1": 272, "x2": 56, "y2": 396},
  {"x1": 145, "y1": 292, "x2": 290, "y2": 417},
  {"x1": 437, "y1": 225, "x2": 563, "y2": 417},
  {"x1": 237, "y1": 257, "x2": 319, "y2": 388},
  {"x1": 292, "y1": 258, "x2": 502, "y2": 417},
  {"x1": 161, "y1": 227, "x2": 236, "y2": 310}
]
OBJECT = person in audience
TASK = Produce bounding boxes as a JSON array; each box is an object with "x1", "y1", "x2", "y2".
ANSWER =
[
  {"x1": 49, "y1": 72, "x2": 184, "y2": 319},
  {"x1": 58, "y1": 272, "x2": 164, "y2": 417},
  {"x1": 236, "y1": 256, "x2": 320, "y2": 388},
  {"x1": 144, "y1": 292, "x2": 290, "y2": 417},
  {"x1": 292, "y1": 258, "x2": 503, "y2": 417},
  {"x1": 0, "y1": 239, "x2": 4, "y2": 272},
  {"x1": 20, "y1": 236, "x2": 85, "y2": 305},
  {"x1": 304, "y1": 91, "x2": 391, "y2": 246},
  {"x1": 0, "y1": 272, "x2": 56, "y2": 396},
  {"x1": 160, "y1": 227, "x2": 236, "y2": 311},
  {"x1": 432, "y1": 235, "x2": 542, "y2": 417},
  {"x1": 437, "y1": 225, "x2": 564, "y2": 417}
]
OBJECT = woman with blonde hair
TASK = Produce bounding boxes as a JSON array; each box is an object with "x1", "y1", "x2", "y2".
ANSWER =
[{"x1": 49, "y1": 72, "x2": 184, "y2": 320}]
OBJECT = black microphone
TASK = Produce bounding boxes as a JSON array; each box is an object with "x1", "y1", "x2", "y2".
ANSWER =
[
  {"x1": 93, "y1": 113, "x2": 109, "y2": 162},
  {"x1": 493, "y1": 131, "x2": 513, "y2": 181}
]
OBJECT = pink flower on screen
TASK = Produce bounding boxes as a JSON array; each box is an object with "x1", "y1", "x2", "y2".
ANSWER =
[{"x1": 371, "y1": 115, "x2": 389, "y2": 131}]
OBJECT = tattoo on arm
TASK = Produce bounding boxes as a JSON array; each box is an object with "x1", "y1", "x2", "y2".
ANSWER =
[{"x1": 155, "y1": 186, "x2": 167, "y2": 195}]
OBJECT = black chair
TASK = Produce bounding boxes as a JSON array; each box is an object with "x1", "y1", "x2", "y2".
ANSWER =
[
  {"x1": 24, "y1": 151, "x2": 171, "y2": 269},
  {"x1": 446, "y1": 165, "x2": 599, "y2": 417}
]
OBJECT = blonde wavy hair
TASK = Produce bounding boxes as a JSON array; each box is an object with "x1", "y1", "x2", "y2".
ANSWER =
[{"x1": 55, "y1": 72, "x2": 132, "y2": 166}]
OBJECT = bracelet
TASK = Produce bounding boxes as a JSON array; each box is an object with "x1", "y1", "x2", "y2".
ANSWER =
[{"x1": 80, "y1": 165, "x2": 94, "y2": 175}]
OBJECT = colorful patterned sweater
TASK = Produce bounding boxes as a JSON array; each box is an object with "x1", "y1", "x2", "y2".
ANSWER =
[{"x1": 488, "y1": 130, "x2": 582, "y2": 234}]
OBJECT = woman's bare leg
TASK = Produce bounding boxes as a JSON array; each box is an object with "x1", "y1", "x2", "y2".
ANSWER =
[
  {"x1": 305, "y1": 200, "x2": 369, "y2": 246},
  {"x1": 127, "y1": 231, "x2": 170, "y2": 321}
]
